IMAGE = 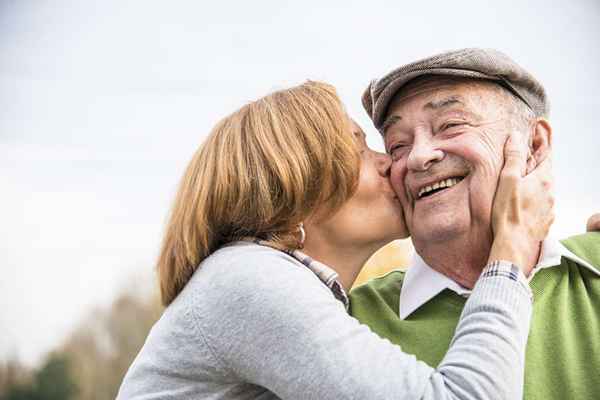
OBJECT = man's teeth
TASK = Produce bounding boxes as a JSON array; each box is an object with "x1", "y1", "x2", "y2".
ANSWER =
[{"x1": 418, "y1": 178, "x2": 461, "y2": 198}]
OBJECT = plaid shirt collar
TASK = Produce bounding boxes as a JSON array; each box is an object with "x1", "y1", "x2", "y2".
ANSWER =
[{"x1": 242, "y1": 238, "x2": 349, "y2": 310}]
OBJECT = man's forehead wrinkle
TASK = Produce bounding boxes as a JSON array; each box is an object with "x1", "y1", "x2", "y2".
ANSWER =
[
  {"x1": 464, "y1": 87, "x2": 512, "y2": 123},
  {"x1": 390, "y1": 77, "x2": 502, "y2": 111},
  {"x1": 381, "y1": 78, "x2": 505, "y2": 136},
  {"x1": 423, "y1": 96, "x2": 464, "y2": 111},
  {"x1": 388, "y1": 82, "x2": 473, "y2": 116}
]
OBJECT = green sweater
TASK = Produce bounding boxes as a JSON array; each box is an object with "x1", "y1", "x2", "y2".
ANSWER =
[{"x1": 350, "y1": 233, "x2": 600, "y2": 400}]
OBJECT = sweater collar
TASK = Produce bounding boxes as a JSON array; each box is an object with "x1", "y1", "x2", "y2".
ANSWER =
[{"x1": 398, "y1": 237, "x2": 599, "y2": 320}]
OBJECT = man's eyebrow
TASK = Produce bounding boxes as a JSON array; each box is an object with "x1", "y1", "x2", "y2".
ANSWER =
[
  {"x1": 423, "y1": 96, "x2": 464, "y2": 110},
  {"x1": 380, "y1": 115, "x2": 402, "y2": 136}
]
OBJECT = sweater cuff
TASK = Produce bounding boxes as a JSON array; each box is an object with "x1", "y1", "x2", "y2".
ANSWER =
[
  {"x1": 481, "y1": 260, "x2": 531, "y2": 297},
  {"x1": 470, "y1": 260, "x2": 533, "y2": 316}
]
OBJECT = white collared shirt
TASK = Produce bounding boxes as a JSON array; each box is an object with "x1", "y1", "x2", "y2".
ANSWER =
[{"x1": 399, "y1": 237, "x2": 599, "y2": 320}]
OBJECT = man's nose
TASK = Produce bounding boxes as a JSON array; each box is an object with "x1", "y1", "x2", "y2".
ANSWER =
[
  {"x1": 375, "y1": 151, "x2": 392, "y2": 177},
  {"x1": 406, "y1": 137, "x2": 444, "y2": 171}
]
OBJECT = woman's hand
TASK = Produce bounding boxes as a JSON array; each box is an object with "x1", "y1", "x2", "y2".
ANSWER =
[
  {"x1": 488, "y1": 131, "x2": 555, "y2": 276},
  {"x1": 588, "y1": 214, "x2": 600, "y2": 232}
]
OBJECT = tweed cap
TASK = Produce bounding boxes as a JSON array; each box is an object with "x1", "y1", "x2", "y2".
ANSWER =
[{"x1": 363, "y1": 48, "x2": 549, "y2": 131}]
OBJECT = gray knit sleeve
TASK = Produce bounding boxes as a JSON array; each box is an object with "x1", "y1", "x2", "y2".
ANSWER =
[
  {"x1": 424, "y1": 260, "x2": 532, "y2": 399},
  {"x1": 192, "y1": 247, "x2": 532, "y2": 400}
]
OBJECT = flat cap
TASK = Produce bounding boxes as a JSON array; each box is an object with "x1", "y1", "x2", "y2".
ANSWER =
[{"x1": 362, "y1": 48, "x2": 549, "y2": 131}]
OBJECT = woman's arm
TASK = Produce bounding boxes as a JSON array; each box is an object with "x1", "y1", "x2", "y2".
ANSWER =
[{"x1": 193, "y1": 247, "x2": 531, "y2": 400}]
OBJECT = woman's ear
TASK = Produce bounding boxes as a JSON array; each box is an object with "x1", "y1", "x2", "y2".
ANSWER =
[{"x1": 526, "y1": 118, "x2": 552, "y2": 174}]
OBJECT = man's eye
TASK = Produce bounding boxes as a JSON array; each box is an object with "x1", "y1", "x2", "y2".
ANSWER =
[
  {"x1": 388, "y1": 143, "x2": 404, "y2": 153},
  {"x1": 441, "y1": 121, "x2": 467, "y2": 131},
  {"x1": 388, "y1": 143, "x2": 409, "y2": 159}
]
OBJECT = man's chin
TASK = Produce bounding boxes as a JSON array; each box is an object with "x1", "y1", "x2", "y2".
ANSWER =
[{"x1": 410, "y1": 219, "x2": 467, "y2": 245}]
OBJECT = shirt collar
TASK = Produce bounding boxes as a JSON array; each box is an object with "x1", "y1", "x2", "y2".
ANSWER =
[{"x1": 399, "y1": 236, "x2": 599, "y2": 320}]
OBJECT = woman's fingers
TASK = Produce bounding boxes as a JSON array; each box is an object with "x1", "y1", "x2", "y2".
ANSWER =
[
  {"x1": 501, "y1": 131, "x2": 528, "y2": 178},
  {"x1": 527, "y1": 152, "x2": 553, "y2": 191},
  {"x1": 521, "y1": 153, "x2": 554, "y2": 237},
  {"x1": 587, "y1": 214, "x2": 600, "y2": 232}
]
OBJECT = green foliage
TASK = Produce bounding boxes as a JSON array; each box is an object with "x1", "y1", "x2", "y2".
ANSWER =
[
  {"x1": 34, "y1": 354, "x2": 77, "y2": 400},
  {"x1": 2, "y1": 385, "x2": 36, "y2": 400},
  {"x1": 1, "y1": 354, "x2": 77, "y2": 400}
]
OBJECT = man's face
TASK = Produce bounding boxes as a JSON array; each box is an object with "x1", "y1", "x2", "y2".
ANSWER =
[{"x1": 383, "y1": 77, "x2": 514, "y2": 248}]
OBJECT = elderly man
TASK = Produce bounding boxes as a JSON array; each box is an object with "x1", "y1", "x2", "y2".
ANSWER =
[{"x1": 349, "y1": 49, "x2": 600, "y2": 400}]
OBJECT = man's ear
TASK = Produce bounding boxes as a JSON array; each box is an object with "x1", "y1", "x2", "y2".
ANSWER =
[{"x1": 526, "y1": 118, "x2": 552, "y2": 174}]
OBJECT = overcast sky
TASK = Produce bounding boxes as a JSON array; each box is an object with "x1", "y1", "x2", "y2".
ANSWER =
[{"x1": 1, "y1": 0, "x2": 599, "y2": 365}]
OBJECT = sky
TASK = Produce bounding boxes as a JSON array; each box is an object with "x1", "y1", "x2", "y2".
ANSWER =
[{"x1": 1, "y1": 0, "x2": 599, "y2": 366}]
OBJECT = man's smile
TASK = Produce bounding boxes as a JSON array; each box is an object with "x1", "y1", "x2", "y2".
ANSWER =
[
  {"x1": 406, "y1": 170, "x2": 470, "y2": 204},
  {"x1": 416, "y1": 176, "x2": 467, "y2": 207},
  {"x1": 417, "y1": 176, "x2": 464, "y2": 199}
]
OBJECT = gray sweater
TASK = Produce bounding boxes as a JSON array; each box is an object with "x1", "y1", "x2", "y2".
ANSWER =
[{"x1": 117, "y1": 242, "x2": 532, "y2": 399}]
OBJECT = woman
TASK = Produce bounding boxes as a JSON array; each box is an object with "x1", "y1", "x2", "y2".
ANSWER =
[{"x1": 118, "y1": 81, "x2": 553, "y2": 399}]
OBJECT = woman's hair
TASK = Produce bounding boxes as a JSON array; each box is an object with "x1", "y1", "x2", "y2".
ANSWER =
[{"x1": 158, "y1": 81, "x2": 360, "y2": 306}]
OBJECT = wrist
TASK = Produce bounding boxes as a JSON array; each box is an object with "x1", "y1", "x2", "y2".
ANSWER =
[
  {"x1": 489, "y1": 232, "x2": 535, "y2": 276},
  {"x1": 479, "y1": 260, "x2": 532, "y2": 299}
]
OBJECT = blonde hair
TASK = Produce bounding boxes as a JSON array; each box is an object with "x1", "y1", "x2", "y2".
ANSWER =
[{"x1": 158, "y1": 81, "x2": 360, "y2": 305}]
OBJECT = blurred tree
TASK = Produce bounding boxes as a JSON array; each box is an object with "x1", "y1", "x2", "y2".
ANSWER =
[
  {"x1": 103, "y1": 293, "x2": 162, "y2": 397},
  {"x1": 60, "y1": 287, "x2": 162, "y2": 400},
  {"x1": 2, "y1": 385, "x2": 36, "y2": 400},
  {"x1": 60, "y1": 318, "x2": 107, "y2": 400},
  {"x1": 33, "y1": 354, "x2": 77, "y2": 400},
  {"x1": 1, "y1": 354, "x2": 76, "y2": 400},
  {"x1": 0, "y1": 357, "x2": 32, "y2": 400}
]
